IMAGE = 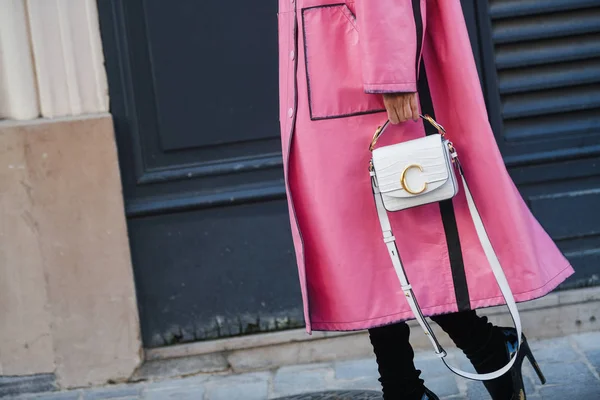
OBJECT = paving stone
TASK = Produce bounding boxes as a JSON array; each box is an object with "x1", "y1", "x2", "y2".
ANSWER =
[
  {"x1": 27, "y1": 392, "x2": 82, "y2": 400},
  {"x1": 106, "y1": 398, "x2": 137, "y2": 400},
  {"x1": 272, "y1": 391, "x2": 382, "y2": 400},
  {"x1": 539, "y1": 382, "x2": 600, "y2": 399},
  {"x1": 465, "y1": 380, "x2": 489, "y2": 400},
  {"x1": 206, "y1": 373, "x2": 269, "y2": 400},
  {"x1": 539, "y1": 361, "x2": 597, "y2": 385},
  {"x1": 209, "y1": 381, "x2": 267, "y2": 400},
  {"x1": 529, "y1": 337, "x2": 579, "y2": 363},
  {"x1": 571, "y1": 331, "x2": 600, "y2": 351},
  {"x1": 414, "y1": 357, "x2": 461, "y2": 398},
  {"x1": 584, "y1": 349, "x2": 600, "y2": 375},
  {"x1": 143, "y1": 385, "x2": 205, "y2": 400},
  {"x1": 330, "y1": 377, "x2": 380, "y2": 392},
  {"x1": 84, "y1": 384, "x2": 143, "y2": 399},
  {"x1": 0, "y1": 374, "x2": 57, "y2": 398},
  {"x1": 417, "y1": 353, "x2": 461, "y2": 380},
  {"x1": 276, "y1": 363, "x2": 335, "y2": 374},
  {"x1": 453, "y1": 353, "x2": 478, "y2": 375},
  {"x1": 423, "y1": 375, "x2": 459, "y2": 398},
  {"x1": 413, "y1": 352, "x2": 469, "y2": 398},
  {"x1": 334, "y1": 359, "x2": 378, "y2": 381},
  {"x1": 466, "y1": 373, "x2": 540, "y2": 400},
  {"x1": 522, "y1": 373, "x2": 538, "y2": 395},
  {"x1": 273, "y1": 365, "x2": 333, "y2": 397}
]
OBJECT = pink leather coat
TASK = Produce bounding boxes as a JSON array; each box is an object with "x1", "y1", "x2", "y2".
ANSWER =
[{"x1": 278, "y1": 0, "x2": 574, "y2": 333}]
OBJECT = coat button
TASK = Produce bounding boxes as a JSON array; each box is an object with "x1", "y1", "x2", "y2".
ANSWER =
[
  {"x1": 290, "y1": 50, "x2": 295, "y2": 60},
  {"x1": 288, "y1": 108, "x2": 294, "y2": 118}
]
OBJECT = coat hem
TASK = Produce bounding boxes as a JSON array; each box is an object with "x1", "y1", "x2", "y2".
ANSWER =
[{"x1": 308, "y1": 263, "x2": 574, "y2": 332}]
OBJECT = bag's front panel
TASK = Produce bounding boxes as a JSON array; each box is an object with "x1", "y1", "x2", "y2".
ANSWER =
[{"x1": 373, "y1": 135, "x2": 458, "y2": 211}]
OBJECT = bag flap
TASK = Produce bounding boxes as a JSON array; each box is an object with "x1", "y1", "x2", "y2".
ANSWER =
[{"x1": 372, "y1": 134, "x2": 450, "y2": 198}]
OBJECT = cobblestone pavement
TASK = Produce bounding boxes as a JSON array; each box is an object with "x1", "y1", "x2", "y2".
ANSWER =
[{"x1": 7, "y1": 332, "x2": 600, "y2": 400}]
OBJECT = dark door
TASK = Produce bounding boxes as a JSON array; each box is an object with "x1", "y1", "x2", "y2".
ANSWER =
[
  {"x1": 98, "y1": 0, "x2": 303, "y2": 348},
  {"x1": 461, "y1": 0, "x2": 600, "y2": 288}
]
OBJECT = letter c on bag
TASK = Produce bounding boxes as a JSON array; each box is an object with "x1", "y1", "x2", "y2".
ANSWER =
[{"x1": 401, "y1": 164, "x2": 427, "y2": 195}]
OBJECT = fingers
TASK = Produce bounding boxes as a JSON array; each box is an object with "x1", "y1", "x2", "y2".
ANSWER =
[
  {"x1": 393, "y1": 106, "x2": 402, "y2": 125},
  {"x1": 383, "y1": 93, "x2": 419, "y2": 124},
  {"x1": 387, "y1": 98, "x2": 407, "y2": 125},
  {"x1": 386, "y1": 102, "x2": 400, "y2": 124},
  {"x1": 403, "y1": 97, "x2": 412, "y2": 123},
  {"x1": 409, "y1": 94, "x2": 419, "y2": 121},
  {"x1": 383, "y1": 95, "x2": 399, "y2": 124}
]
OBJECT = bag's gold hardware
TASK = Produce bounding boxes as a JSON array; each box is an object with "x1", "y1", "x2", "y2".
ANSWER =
[
  {"x1": 401, "y1": 164, "x2": 427, "y2": 195},
  {"x1": 421, "y1": 114, "x2": 446, "y2": 136},
  {"x1": 369, "y1": 125, "x2": 384, "y2": 152},
  {"x1": 369, "y1": 114, "x2": 445, "y2": 152}
]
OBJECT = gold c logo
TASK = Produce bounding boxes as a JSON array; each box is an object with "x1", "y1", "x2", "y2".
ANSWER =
[{"x1": 401, "y1": 164, "x2": 427, "y2": 195}]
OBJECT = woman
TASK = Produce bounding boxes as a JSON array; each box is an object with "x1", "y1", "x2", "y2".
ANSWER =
[{"x1": 277, "y1": 1, "x2": 574, "y2": 399}]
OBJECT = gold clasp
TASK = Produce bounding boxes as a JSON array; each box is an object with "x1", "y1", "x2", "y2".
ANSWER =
[{"x1": 401, "y1": 164, "x2": 427, "y2": 195}]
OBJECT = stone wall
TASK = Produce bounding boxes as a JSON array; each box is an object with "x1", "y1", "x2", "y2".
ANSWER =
[{"x1": 0, "y1": 115, "x2": 141, "y2": 388}]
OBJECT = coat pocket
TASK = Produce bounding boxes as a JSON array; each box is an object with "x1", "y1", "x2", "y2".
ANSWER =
[{"x1": 302, "y1": 4, "x2": 385, "y2": 120}]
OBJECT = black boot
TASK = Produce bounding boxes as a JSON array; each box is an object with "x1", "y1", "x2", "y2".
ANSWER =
[
  {"x1": 475, "y1": 327, "x2": 546, "y2": 400},
  {"x1": 431, "y1": 311, "x2": 507, "y2": 396},
  {"x1": 369, "y1": 322, "x2": 439, "y2": 400},
  {"x1": 466, "y1": 325, "x2": 516, "y2": 400},
  {"x1": 432, "y1": 311, "x2": 546, "y2": 400}
]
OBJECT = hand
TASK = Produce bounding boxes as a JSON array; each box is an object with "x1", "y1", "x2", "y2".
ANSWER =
[{"x1": 382, "y1": 92, "x2": 419, "y2": 124}]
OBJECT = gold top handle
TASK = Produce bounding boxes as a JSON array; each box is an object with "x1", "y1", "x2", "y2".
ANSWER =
[{"x1": 369, "y1": 114, "x2": 446, "y2": 152}]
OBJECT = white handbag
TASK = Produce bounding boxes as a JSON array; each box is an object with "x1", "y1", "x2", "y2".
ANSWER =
[{"x1": 368, "y1": 115, "x2": 522, "y2": 381}]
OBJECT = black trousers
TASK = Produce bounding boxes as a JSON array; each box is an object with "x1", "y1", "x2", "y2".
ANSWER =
[{"x1": 369, "y1": 310, "x2": 497, "y2": 400}]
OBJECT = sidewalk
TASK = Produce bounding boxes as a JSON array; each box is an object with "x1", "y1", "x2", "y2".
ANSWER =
[{"x1": 7, "y1": 331, "x2": 600, "y2": 400}]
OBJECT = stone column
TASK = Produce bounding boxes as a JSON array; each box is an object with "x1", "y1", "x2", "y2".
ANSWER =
[{"x1": 0, "y1": 0, "x2": 40, "y2": 119}]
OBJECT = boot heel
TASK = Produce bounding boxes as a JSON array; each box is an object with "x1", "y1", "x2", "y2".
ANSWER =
[{"x1": 522, "y1": 339, "x2": 546, "y2": 385}]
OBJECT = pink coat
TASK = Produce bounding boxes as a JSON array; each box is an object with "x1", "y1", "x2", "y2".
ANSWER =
[{"x1": 278, "y1": 0, "x2": 574, "y2": 333}]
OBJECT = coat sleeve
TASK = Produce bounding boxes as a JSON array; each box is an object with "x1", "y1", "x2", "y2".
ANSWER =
[{"x1": 355, "y1": 0, "x2": 425, "y2": 94}]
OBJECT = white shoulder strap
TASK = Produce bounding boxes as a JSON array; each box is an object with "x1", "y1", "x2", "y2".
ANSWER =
[{"x1": 370, "y1": 161, "x2": 522, "y2": 381}]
